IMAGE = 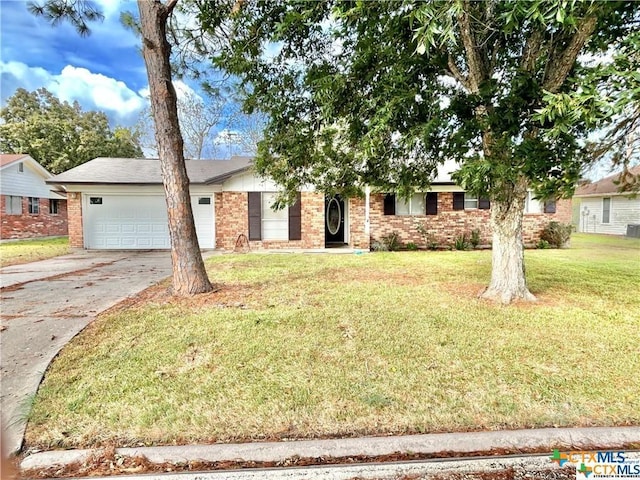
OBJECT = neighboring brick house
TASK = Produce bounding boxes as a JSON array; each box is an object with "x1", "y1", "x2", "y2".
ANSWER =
[
  {"x1": 47, "y1": 156, "x2": 570, "y2": 250},
  {"x1": 1, "y1": 154, "x2": 68, "y2": 240}
]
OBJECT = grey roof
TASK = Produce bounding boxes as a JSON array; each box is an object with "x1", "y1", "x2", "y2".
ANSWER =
[{"x1": 46, "y1": 156, "x2": 254, "y2": 185}]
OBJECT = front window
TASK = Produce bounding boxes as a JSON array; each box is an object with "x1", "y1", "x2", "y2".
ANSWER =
[
  {"x1": 6, "y1": 195, "x2": 22, "y2": 215},
  {"x1": 28, "y1": 197, "x2": 39, "y2": 214},
  {"x1": 50, "y1": 199, "x2": 59, "y2": 214},
  {"x1": 396, "y1": 193, "x2": 425, "y2": 215},
  {"x1": 602, "y1": 197, "x2": 611, "y2": 224},
  {"x1": 262, "y1": 192, "x2": 288, "y2": 240}
]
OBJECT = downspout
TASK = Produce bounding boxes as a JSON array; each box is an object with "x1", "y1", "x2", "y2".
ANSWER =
[{"x1": 364, "y1": 185, "x2": 370, "y2": 238}]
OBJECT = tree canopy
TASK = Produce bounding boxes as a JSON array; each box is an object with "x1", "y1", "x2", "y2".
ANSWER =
[
  {"x1": 203, "y1": 0, "x2": 639, "y2": 302},
  {"x1": 0, "y1": 87, "x2": 143, "y2": 173}
]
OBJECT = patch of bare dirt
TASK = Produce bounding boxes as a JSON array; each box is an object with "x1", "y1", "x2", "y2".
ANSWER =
[{"x1": 101, "y1": 281, "x2": 257, "y2": 316}]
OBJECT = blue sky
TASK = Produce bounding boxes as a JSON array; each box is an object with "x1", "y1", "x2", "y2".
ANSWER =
[{"x1": 1, "y1": 0, "x2": 157, "y2": 127}]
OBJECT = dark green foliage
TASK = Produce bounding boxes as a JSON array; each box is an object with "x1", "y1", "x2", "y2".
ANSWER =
[
  {"x1": 203, "y1": 1, "x2": 637, "y2": 202},
  {"x1": 540, "y1": 222, "x2": 573, "y2": 248},
  {"x1": 27, "y1": 0, "x2": 103, "y2": 37},
  {"x1": 405, "y1": 242, "x2": 418, "y2": 251},
  {"x1": 470, "y1": 229, "x2": 481, "y2": 248},
  {"x1": 454, "y1": 234, "x2": 471, "y2": 251},
  {"x1": 0, "y1": 88, "x2": 143, "y2": 173},
  {"x1": 537, "y1": 239, "x2": 551, "y2": 249}
]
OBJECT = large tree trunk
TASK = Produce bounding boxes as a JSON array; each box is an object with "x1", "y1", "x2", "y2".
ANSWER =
[
  {"x1": 481, "y1": 177, "x2": 536, "y2": 304},
  {"x1": 138, "y1": 0, "x2": 213, "y2": 295}
]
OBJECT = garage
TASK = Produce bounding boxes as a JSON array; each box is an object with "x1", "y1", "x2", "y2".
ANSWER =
[{"x1": 84, "y1": 195, "x2": 214, "y2": 249}]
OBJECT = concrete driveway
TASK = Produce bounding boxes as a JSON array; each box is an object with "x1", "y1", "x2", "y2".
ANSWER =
[{"x1": 0, "y1": 250, "x2": 179, "y2": 455}]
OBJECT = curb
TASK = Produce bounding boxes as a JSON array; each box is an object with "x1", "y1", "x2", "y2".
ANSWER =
[
  {"x1": 22, "y1": 454, "x2": 579, "y2": 479},
  {"x1": 21, "y1": 426, "x2": 640, "y2": 470}
]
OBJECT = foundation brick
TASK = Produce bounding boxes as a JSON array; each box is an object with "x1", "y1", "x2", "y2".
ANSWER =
[{"x1": 369, "y1": 193, "x2": 572, "y2": 249}]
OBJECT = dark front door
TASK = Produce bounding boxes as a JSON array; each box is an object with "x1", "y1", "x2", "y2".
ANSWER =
[{"x1": 325, "y1": 195, "x2": 345, "y2": 245}]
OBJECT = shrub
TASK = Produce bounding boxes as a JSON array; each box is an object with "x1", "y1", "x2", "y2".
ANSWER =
[
  {"x1": 415, "y1": 221, "x2": 438, "y2": 250},
  {"x1": 536, "y1": 239, "x2": 550, "y2": 249},
  {"x1": 470, "y1": 229, "x2": 481, "y2": 248},
  {"x1": 406, "y1": 242, "x2": 418, "y2": 251},
  {"x1": 370, "y1": 241, "x2": 388, "y2": 252},
  {"x1": 381, "y1": 232, "x2": 401, "y2": 251},
  {"x1": 540, "y1": 221, "x2": 572, "y2": 248},
  {"x1": 454, "y1": 234, "x2": 471, "y2": 251}
]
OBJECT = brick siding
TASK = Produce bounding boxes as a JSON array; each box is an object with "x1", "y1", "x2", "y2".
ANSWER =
[
  {"x1": 215, "y1": 191, "x2": 326, "y2": 251},
  {"x1": 369, "y1": 193, "x2": 572, "y2": 249},
  {"x1": 1, "y1": 195, "x2": 68, "y2": 240},
  {"x1": 67, "y1": 194, "x2": 84, "y2": 248},
  {"x1": 348, "y1": 197, "x2": 370, "y2": 249},
  {"x1": 62, "y1": 188, "x2": 571, "y2": 251}
]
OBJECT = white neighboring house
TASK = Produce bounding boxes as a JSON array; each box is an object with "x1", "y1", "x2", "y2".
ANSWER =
[
  {"x1": 0, "y1": 154, "x2": 68, "y2": 240},
  {"x1": 574, "y1": 165, "x2": 640, "y2": 236}
]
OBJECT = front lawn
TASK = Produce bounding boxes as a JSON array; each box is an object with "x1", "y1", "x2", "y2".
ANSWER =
[
  {"x1": 0, "y1": 236, "x2": 70, "y2": 267},
  {"x1": 25, "y1": 234, "x2": 640, "y2": 449}
]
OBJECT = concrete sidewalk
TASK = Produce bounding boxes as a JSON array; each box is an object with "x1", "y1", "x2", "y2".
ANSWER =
[{"x1": 21, "y1": 426, "x2": 640, "y2": 472}]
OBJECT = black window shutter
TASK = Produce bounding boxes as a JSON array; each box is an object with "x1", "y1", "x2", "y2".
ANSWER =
[
  {"x1": 248, "y1": 192, "x2": 262, "y2": 240},
  {"x1": 383, "y1": 194, "x2": 396, "y2": 215},
  {"x1": 544, "y1": 199, "x2": 556, "y2": 213},
  {"x1": 479, "y1": 197, "x2": 491, "y2": 210},
  {"x1": 288, "y1": 192, "x2": 302, "y2": 240},
  {"x1": 453, "y1": 192, "x2": 465, "y2": 211},
  {"x1": 426, "y1": 192, "x2": 438, "y2": 215}
]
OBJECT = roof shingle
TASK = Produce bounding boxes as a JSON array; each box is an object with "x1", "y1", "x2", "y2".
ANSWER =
[
  {"x1": 575, "y1": 165, "x2": 640, "y2": 197},
  {"x1": 0, "y1": 154, "x2": 29, "y2": 167},
  {"x1": 47, "y1": 156, "x2": 254, "y2": 185}
]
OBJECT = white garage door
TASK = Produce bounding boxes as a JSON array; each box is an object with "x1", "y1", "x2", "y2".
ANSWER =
[{"x1": 84, "y1": 195, "x2": 214, "y2": 249}]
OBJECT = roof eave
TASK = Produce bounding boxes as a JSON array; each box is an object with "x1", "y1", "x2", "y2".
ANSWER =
[
  {"x1": 574, "y1": 192, "x2": 632, "y2": 198},
  {"x1": 204, "y1": 165, "x2": 254, "y2": 185}
]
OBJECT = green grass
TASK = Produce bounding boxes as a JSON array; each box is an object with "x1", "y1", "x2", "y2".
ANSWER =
[
  {"x1": 25, "y1": 234, "x2": 640, "y2": 449},
  {"x1": 0, "y1": 236, "x2": 70, "y2": 267}
]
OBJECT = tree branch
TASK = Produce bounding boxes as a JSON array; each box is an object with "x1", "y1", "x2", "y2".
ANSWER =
[
  {"x1": 447, "y1": 54, "x2": 470, "y2": 90},
  {"x1": 166, "y1": 0, "x2": 179, "y2": 14},
  {"x1": 457, "y1": 1, "x2": 487, "y2": 93},
  {"x1": 520, "y1": 29, "x2": 544, "y2": 73},
  {"x1": 543, "y1": 16, "x2": 597, "y2": 93}
]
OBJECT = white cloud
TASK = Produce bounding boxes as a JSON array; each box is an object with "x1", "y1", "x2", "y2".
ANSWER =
[
  {"x1": 1, "y1": 61, "x2": 146, "y2": 125},
  {"x1": 53, "y1": 65, "x2": 145, "y2": 115},
  {"x1": 173, "y1": 80, "x2": 200, "y2": 101},
  {"x1": 137, "y1": 81, "x2": 200, "y2": 103},
  {"x1": 94, "y1": 0, "x2": 124, "y2": 19}
]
